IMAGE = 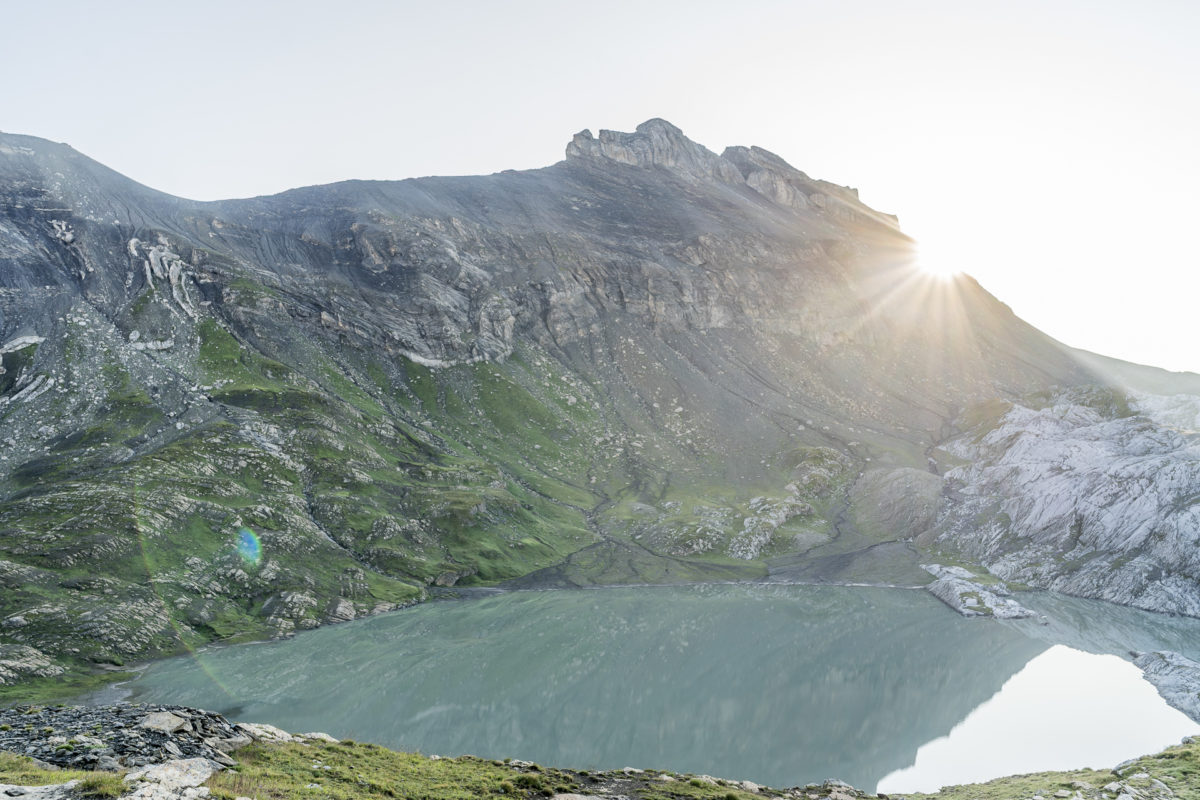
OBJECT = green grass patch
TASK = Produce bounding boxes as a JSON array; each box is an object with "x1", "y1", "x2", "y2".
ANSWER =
[
  {"x1": 0, "y1": 750, "x2": 107, "y2": 786},
  {"x1": 0, "y1": 666, "x2": 133, "y2": 707},
  {"x1": 77, "y1": 772, "x2": 127, "y2": 798},
  {"x1": 198, "y1": 318, "x2": 295, "y2": 392},
  {"x1": 205, "y1": 741, "x2": 573, "y2": 800},
  {"x1": 634, "y1": 777, "x2": 759, "y2": 800}
]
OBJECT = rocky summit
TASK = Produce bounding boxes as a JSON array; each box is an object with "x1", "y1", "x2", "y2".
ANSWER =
[{"x1": 1, "y1": 119, "x2": 1199, "y2": 686}]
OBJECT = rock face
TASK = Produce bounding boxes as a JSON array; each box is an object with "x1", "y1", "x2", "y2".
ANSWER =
[
  {"x1": 0, "y1": 120, "x2": 1197, "y2": 681},
  {"x1": 0, "y1": 781, "x2": 83, "y2": 800},
  {"x1": 930, "y1": 388, "x2": 1200, "y2": 616},
  {"x1": 566, "y1": 119, "x2": 745, "y2": 184},
  {"x1": 0, "y1": 644, "x2": 65, "y2": 684}
]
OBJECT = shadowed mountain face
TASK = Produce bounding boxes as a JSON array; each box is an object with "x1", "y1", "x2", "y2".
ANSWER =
[{"x1": 0, "y1": 119, "x2": 1195, "y2": 682}]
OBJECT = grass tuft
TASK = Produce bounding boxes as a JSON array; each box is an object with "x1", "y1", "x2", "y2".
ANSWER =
[{"x1": 77, "y1": 772, "x2": 127, "y2": 798}]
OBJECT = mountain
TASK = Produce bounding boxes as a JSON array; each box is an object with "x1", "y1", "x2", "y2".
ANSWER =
[{"x1": 1, "y1": 120, "x2": 1197, "y2": 687}]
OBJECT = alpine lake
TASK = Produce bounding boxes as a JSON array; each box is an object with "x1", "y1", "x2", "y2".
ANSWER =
[{"x1": 91, "y1": 584, "x2": 1200, "y2": 793}]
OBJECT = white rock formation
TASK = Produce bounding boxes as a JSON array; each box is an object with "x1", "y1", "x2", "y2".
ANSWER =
[
  {"x1": 0, "y1": 335, "x2": 45, "y2": 353},
  {"x1": 124, "y1": 757, "x2": 223, "y2": 799},
  {"x1": 921, "y1": 564, "x2": 1035, "y2": 618},
  {"x1": 935, "y1": 390, "x2": 1200, "y2": 615},
  {"x1": 128, "y1": 238, "x2": 197, "y2": 318}
]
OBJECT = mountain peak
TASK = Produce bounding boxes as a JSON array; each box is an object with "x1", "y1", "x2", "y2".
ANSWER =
[
  {"x1": 564, "y1": 119, "x2": 896, "y2": 228},
  {"x1": 565, "y1": 118, "x2": 744, "y2": 184}
]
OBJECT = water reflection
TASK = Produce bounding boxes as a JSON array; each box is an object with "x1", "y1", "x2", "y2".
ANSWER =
[
  {"x1": 122, "y1": 585, "x2": 1043, "y2": 788},
  {"x1": 115, "y1": 585, "x2": 1197, "y2": 791},
  {"x1": 1006, "y1": 591, "x2": 1200, "y2": 661},
  {"x1": 879, "y1": 645, "x2": 1199, "y2": 793}
]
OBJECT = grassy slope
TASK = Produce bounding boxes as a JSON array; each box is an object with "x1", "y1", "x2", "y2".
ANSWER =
[
  {"x1": 0, "y1": 308, "x2": 603, "y2": 691},
  {"x1": 5, "y1": 269, "x2": 861, "y2": 694}
]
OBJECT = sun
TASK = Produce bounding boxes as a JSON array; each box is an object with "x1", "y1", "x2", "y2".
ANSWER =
[
  {"x1": 921, "y1": 261, "x2": 962, "y2": 279},
  {"x1": 915, "y1": 245, "x2": 964, "y2": 279}
]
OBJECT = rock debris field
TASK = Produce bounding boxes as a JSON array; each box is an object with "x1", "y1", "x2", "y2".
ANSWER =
[{"x1": 0, "y1": 704, "x2": 257, "y2": 771}]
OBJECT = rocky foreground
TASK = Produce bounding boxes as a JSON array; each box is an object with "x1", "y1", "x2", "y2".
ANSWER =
[
  {"x1": 0, "y1": 704, "x2": 1197, "y2": 800},
  {"x1": 0, "y1": 704, "x2": 252, "y2": 771}
]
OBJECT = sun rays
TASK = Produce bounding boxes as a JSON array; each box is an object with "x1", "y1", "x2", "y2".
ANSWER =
[{"x1": 832, "y1": 246, "x2": 985, "y2": 393}]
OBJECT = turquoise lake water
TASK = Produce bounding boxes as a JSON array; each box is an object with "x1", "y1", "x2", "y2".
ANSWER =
[{"x1": 110, "y1": 584, "x2": 1200, "y2": 792}]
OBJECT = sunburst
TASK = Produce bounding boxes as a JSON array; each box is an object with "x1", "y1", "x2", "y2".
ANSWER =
[{"x1": 915, "y1": 241, "x2": 964, "y2": 279}]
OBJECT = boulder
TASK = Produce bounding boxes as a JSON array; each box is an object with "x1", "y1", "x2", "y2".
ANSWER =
[{"x1": 140, "y1": 712, "x2": 190, "y2": 734}]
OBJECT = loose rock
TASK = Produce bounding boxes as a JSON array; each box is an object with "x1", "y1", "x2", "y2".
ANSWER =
[{"x1": 0, "y1": 704, "x2": 244, "y2": 770}]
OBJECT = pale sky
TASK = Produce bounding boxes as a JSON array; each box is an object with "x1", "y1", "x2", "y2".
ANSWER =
[
  {"x1": 877, "y1": 645, "x2": 1199, "y2": 792},
  {"x1": 2, "y1": 0, "x2": 1197, "y2": 373}
]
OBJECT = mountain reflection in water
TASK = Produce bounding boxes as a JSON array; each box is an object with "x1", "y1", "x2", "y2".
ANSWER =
[
  {"x1": 115, "y1": 585, "x2": 1197, "y2": 791},
  {"x1": 880, "y1": 645, "x2": 1198, "y2": 792}
]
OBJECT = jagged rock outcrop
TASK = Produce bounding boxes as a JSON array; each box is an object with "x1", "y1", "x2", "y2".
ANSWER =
[
  {"x1": 0, "y1": 644, "x2": 64, "y2": 684},
  {"x1": 930, "y1": 388, "x2": 1200, "y2": 616},
  {"x1": 566, "y1": 119, "x2": 746, "y2": 184},
  {"x1": 122, "y1": 758, "x2": 224, "y2": 800}
]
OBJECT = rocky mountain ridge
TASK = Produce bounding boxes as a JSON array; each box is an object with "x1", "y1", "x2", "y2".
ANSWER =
[{"x1": 1, "y1": 119, "x2": 1198, "y2": 688}]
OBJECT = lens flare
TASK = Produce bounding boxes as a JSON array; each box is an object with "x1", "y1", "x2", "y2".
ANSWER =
[
  {"x1": 131, "y1": 481, "x2": 237, "y2": 702},
  {"x1": 237, "y1": 527, "x2": 262, "y2": 567}
]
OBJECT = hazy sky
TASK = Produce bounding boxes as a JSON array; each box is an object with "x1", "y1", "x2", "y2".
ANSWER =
[{"x1": 3, "y1": 0, "x2": 1197, "y2": 373}]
